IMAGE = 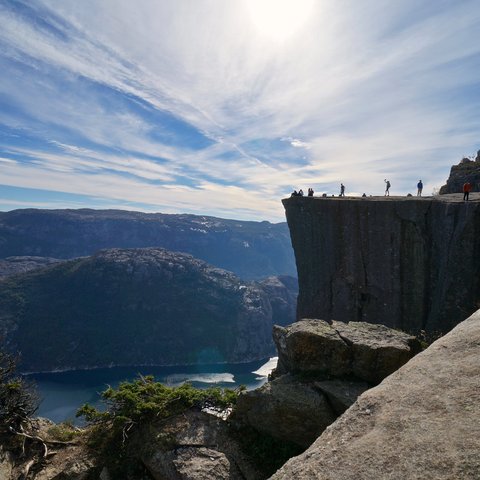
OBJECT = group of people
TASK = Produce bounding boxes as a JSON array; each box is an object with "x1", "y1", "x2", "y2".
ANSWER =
[
  {"x1": 292, "y1": 179, "x2": 475, "y2": 200},
  {"x1": 291, "y1": 188, "x2": 315, "y2": 197}
]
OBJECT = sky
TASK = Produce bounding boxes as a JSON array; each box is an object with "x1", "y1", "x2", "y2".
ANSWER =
[{"x1": 0, "y1": 0, "x2": 479, "y2": 222}]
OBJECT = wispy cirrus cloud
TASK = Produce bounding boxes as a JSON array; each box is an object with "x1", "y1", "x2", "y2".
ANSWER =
[{"x1": 0, "y1": 0, "x2": 479, "y2": 220}]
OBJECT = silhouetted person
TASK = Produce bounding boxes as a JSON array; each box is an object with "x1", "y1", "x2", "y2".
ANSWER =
[
  {"x1": 463, "y1": 182, "x2": 472, "y2": 201},
  {"x1": 417, "y1": 180, "x2": 423, "y2": 196},
  {"x1": 362, "y1": 193, "x2": 367, "y2": 197},
  {"x1": 384, "y1": 179, "x2": 391, "y2": 196},
  {"x1": 340, "y1": 183, "x2": 345, "y2": 197},
  {"x1": 308, "y1": 188, "x2": 314, "y2": 197},
  {"x1": 298, "y1": 189, "x2": 304, "y2": 196}
]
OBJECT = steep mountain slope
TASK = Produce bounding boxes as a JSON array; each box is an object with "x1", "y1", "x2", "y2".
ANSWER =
[
  {"x1": 0, "y1": 248, "x2": 296, "y2": 372},
  {"x1": 0, "y1": 209, "x2": 295, "y2": 280}
]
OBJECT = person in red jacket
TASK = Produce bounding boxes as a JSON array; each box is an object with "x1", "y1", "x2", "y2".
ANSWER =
[{"x1": 463, "y1": 182, "x2": 472, "y2": 201}]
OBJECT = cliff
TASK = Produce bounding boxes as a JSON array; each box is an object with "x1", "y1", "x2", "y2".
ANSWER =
[
  {"x1": 439, "y1": 151, "x2": 480, "y2": 194},
  {"x1": 283, "y1": 194, "x2": 480, "y2": 333},
  {"x1": 0, "y1": 248, "x2": 296, "y2": 371},
  {"x1": 0, "y1": 209, "x2": 295, "y2": 280},
  {"x1": 270, "y1": 308, "x2": 480, "y2": 480}
]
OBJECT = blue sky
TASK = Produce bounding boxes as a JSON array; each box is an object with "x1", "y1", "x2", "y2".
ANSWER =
[{"x1": 0, "y1": 0, "x2": 479, "y2": 221}]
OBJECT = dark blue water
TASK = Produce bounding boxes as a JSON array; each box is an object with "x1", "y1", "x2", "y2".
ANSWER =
[{"x1": 27, "y1": 357, "x2": 277, "y2": 424}]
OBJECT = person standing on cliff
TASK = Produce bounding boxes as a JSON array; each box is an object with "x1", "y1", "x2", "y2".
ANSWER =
[
  {"x1": 463, "y1": 181, "x2": 472, "y2": 201},
  {"x1": 417, "y1": 180, "x2": 423, "y2": 196},
  {"x1": 384, "y1": 179, "x2": 391, "y2": 196},
  {"x1": 340, "y1": 183, "x2": 345, "y2": 196}
]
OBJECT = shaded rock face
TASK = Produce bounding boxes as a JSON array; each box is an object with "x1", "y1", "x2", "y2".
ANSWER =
[
  {"x1": 231, "y1": 374, "x2": 337, "y2": 448},
  {"x1": 0, "y1": 209, "x2": 295, "y2": 280},
  {"x1": 283, "y1": 195, "x2": 480, "y2": 334},
  {"x1": 232, "y1": 319, "x2": 418, "y2": 448},
  {"x1": 258, "y1": 276, "x2": 298, "y2": 327},
  {"x1": 270, "y1": 309, "x2": 480, "y2": 480},
  {"x1": 439, "y1": 154, "x2": 480, "y2": 194},
  {"x1": 0, "y1": 248, "x2": 296, "y2": 371}
]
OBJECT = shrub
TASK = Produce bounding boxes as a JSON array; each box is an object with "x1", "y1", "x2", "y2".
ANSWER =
[
  {"x1": 0, "y1": 350, "x2": 39, "y2": 431},
  {"x1": 77, "y1": 375, "x2": 242, "y2": 477}
]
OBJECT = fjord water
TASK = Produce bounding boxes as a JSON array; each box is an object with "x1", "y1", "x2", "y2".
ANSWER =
[{"x1": 29, "y1": 357, "x2": 277, "y2": 423}]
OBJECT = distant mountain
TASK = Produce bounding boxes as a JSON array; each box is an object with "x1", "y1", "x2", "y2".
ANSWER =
[
  {"x1": 0, "y1": 248, "x2": 297, "y2": 372},
  {"x1": 0, "y1": 209, "x2": 295, "y2": 280}
]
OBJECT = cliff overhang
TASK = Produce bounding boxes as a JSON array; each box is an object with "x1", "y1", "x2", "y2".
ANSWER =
[{"x1": 283, "y1": 194, "x2": 480, "y2": 333}]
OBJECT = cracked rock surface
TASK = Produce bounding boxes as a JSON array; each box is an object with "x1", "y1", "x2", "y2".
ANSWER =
[{"x1": 232, "y1": 318, "x2": 418, "y2": 448}]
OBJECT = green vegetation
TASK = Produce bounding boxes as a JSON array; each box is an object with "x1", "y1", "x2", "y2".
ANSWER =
[
  {"x1": 0, "y1": 349, "x2": 39, "y2": 431},
  {"x1": 415, "y1": 329, "x2": 444, "y2": 350},
  {"x1": 47, "y1": 420, "x2": 82, "y2": 442},
  {"x1": 77, "y1": 376, "x2": 241, "y2": 477}
]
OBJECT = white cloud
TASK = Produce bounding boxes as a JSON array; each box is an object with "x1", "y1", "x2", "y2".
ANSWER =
[{"x1": 0, "y1": 0, "x2": 479, "y2": 219}]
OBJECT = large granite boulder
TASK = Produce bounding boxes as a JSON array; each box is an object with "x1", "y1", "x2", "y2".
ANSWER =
[
  {"x1": 232, "y1": 319, "x2": 417, "y2": 448},
  {"x1": 270, "y1": 309, "x2": 480, "y2": 480},
  {"x1": 273, "y1": 320, "x2": 350, "y2": 378},
  {"x1": 231, "y1": 374, "x2": 337, "y2": 448},
  {"x1": 273, "y1": 319, "x2": 420, "y2": 383}
]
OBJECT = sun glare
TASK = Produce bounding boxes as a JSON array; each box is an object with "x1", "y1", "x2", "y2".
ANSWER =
[{"x1": 246, "y1": 0, "x2": 314, "y2": 41}]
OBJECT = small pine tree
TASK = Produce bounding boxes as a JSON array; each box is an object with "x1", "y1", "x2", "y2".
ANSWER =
[{"x1": 0, "y1": 350, "x2": 39, "y2": 431}]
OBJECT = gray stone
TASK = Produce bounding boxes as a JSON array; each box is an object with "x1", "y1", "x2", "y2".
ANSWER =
[
  {"x1": 273, "y1": 319, "x2": 419, "y2": 383},
  {"x1": 270, "y1": 309, "x2": 480, "y2": 480},
  {"x1": 273, "y1": 319, "x2": 351, "y2": 377},
  {"x1": 313, "y1": 379, "x2": 370, "y2": 415},
  {"x1": 332, "y1": 320, "x2": 421, "y2": 383},
  {"x1": 141, "y1": 410, "x2": 259, "y2": 480},
  {"x1": 231, "y1": 374, "x2": 337, "y2": 448}
]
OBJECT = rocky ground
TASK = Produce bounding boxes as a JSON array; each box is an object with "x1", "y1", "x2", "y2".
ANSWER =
[
  {"x1": 231, "y1": 319, "x2": 420, "y2": 450},
  {"x1": 271, "y1": 309, "x2": 480, "y2": 479},
  {"x1": 0, "y1": 318, "x2": 422, "y2": 480}
]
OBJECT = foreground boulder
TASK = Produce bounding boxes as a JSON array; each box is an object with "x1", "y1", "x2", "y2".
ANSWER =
[
  {"x1": 140, "y1": 410, "x2": 260, "y2": 480},
  {"x1": 270, "y1": 309, "x2": 480, "y2": 479},
  {"x1": 230, "y1": 374, "x2": 337, "y2": 448},
  {"x1": 273, "y1": 319, "x2": 421, "y2": 383},
  {"x1": 233, "y1": 319, "x2": 419, "y2": 448}
]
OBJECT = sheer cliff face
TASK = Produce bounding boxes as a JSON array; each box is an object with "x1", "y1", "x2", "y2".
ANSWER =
[{"x1": 283, "y1": 195, "x2": 480, "y2": 333}]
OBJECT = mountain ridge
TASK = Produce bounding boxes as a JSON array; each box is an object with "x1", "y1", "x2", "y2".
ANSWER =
[{"x1": 0, "y1": 208, "x2": 295, "y2": 280}]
